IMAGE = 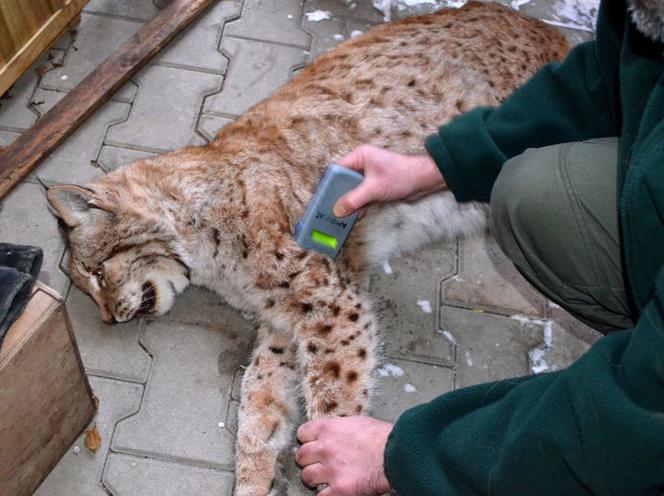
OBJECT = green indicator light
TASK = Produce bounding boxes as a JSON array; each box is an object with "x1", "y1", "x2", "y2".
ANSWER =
[{"x1": 310, "y1": 229, "x2": 338, "y2": 249}]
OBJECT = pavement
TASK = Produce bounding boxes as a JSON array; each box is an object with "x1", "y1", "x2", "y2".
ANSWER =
[{"x1": 0, "y1": 0, "x2": 600, "y2": 494}]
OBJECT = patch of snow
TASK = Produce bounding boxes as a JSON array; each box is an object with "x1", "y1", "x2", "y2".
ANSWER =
[
  {"x1": 377, "y1": 363, "x2": 405, "y2": 378},
  {"x1": 511, "y1": 314, "x2": 548, "y2": 327},
  {"x1": 450, "y1": 274, "x2": 464, "y2": 282},
  {"x1": 350, "y1": 30, "x2": 363, "y2": 38},
  {"x1": 305, "y1": 10, "x2": 332, "y2": 22},
  {"x1": 72, "y1": 446, "x2": 81, "y2": 455},
  {"x1": 287, "y1": 14, "x2": 294, "y2": 19},
  {"x1": 373, "y1": 0, "x2": 465, "y2": 22},
  {"x1": 218, "y1": 422, "x2": 225, "y2": 428},
  {"x1": 382, "y1": 260, "x2": 393, "y2": 274},
  {"x1": 440, "y1": 330, "x2": 457, "y2": 345},
  {"x1": 416, "y1": 299, "x2": 432, "y2": 314},
  {"x1": 547, "y1": 300, "x2": 561, "y2": 309},
  {"x1": 464, "y1": 350, "x2": 473, "y2": 367},
  {"x1": 333, "y1": 33, "x2": 345, "y2": 41},
  {"x1": 529, "y1": 320, "x2": 554, "y2": 374},
  {"x1": 511, "y1": 0, "x2": 531, "y2": 9},
  {"x1": 60, "y1": 75, "x2": 68, "y2": 81},
  {"x1": 404, "y1": 383, "x2": 417, "y2": 393}
]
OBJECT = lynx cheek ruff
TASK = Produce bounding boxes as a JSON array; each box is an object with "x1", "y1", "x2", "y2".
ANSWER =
[{"x1": 294, "y1": 164, "x2": 364, "y2": 258}]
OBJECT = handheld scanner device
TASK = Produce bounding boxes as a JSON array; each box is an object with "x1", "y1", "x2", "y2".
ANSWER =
[{"x1": 294, "y1": 164, "x2": 364, "y2": 258}]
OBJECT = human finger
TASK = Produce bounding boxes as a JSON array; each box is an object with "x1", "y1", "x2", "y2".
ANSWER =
[
  {"x1": 333, "y1": 181, "x2": 379, "y2": 217},
  {"x1": 297, "y1": 419, "x2": 324, "y2": 443},
  {"x1": 301, "y1": 463, "x2": 328, "y2": 487},
  {"x1": 337, "y1": 145, "x2": 372, "y2": 172},
  {"x1": 295, "y1": 441, "x2": 321, "y2": 466}
]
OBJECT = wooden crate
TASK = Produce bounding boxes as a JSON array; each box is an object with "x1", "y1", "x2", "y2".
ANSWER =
[
  {"x1": 0, "y1": 282, "x2": 96, "y2": 496},
  {"x1": 0, "y1": 0, "x2": 88, "y2": 97}
]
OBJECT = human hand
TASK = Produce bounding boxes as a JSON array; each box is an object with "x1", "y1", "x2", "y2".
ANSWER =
[
  {"x1": 296, "y1": 416, "x2": 393, "y2": 496},
  {"x1": 333, "y1": 144, "x2": 446, "y2": 217}
]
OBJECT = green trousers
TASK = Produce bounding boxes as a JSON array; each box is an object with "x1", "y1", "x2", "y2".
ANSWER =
[{"x1": 490, "y1": 138, "x2": 633, "y2": 333}]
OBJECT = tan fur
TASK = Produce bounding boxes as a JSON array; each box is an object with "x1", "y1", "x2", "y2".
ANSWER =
[{"x1": 47, "y1": 4, "x2": 569, "y2": 494}]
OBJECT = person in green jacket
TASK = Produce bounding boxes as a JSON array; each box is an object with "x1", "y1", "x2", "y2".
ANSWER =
[{"x1": 295, "y1": 0, "x2": 664, "y2": 494}]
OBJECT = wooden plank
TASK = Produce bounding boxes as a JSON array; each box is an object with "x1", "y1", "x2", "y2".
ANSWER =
[
  {"x1": 0, "y1": 0, "x2": 217, "y2": 200},
  {"x1": 0, "y1": 0, "x2": 87, "y2": 97},
  {"x1": 0, "y1": 286, "x2": 95, "y2": 496}
]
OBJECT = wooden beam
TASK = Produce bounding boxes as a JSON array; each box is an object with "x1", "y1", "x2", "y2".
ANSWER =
[{"x1": 0, "y1": 0, "x2": 217, "y2": 200}]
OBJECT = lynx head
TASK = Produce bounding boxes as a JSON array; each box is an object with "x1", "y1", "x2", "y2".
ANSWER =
[{"x1": 47, "y1": 184, "x2": 190, "y2": 324}]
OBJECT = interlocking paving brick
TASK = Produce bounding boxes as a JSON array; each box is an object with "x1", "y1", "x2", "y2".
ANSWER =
[
  {"x1": 225, "y1": 0, "x2": 309, "y2": 47},
  {"x1": 442, "y1": 235, "x2": 546, "y2": 317},
  {"x1": 442, "y1": 306, "x2": 544, "y2": 389},
  {"x1": 35, "y1": 377, "x2": 143, "y2": 496},
  {"x1": 549, "y1": 303, "x2": 601, "y2": 345},
  {"x1": 304, "y1": 0, "x2": 383, "y2": 23},
  {"x1": 104, "y1": 454, "x2": 234, "y2": 496},
  {"x1": 197, "y1": 113, "x2": 235, "y2": 141},
  {"x1": 203, "y1": 37, "x2": 307, "y2": 117},
  {"x1": 156, "y1": 1, "x2": 240, "y2": 73},
  {"x1": 0, "y1": 129, "x2": 20, "y2": 147},
  {"x1": 112, "y1": 319, "x2": 253, "y2": 468},
  {"x1": 539, "y1": 320, "x2": 592, "y2": 372},
  {"x1": 106, "y1": 65, "x2": 220, "y2": 151},
  {"x1": 67, "y1": 288, "x2": 152, "y2": 382},
  {"x1": 372, "y1": 358, "x2": 454, "y2": 423},
  {"x1": 28, "y1": 88, "x2": 129, "y2": 184},
  {"x1": 40, "y1": 13, "x2": 140, "y2": 102},
  {"x1": 96, "y1": 145, "x2": 158, "y2": 173},
  {"x1": 369, "y1": 243, "x2": 456, "y2": 366},
  {"x1": 301, "y1": 12, "x2": 346, "y2": 59},
  {"x1": 0, "y1": 182, "x2": 68, "y2": 294},
  {"x1": 0, "y1": 71, "x2": 39, "y2": 130},
  {"x1": 497, "y1": 0, "x2": 599, "y2": 32},
  {"x1": 84, "y1": 0, "x2": 161, "y2": 21}
]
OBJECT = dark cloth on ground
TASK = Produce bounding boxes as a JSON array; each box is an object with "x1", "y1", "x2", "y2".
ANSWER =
[{"x1": 0, "y1": 243, "x2": 43, "y2": 346}]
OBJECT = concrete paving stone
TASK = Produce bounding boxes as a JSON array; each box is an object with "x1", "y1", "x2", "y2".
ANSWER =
[
  {"x1": 106, "y1": 64, "x2": 221, "y2": 151},
  {"x1": 0, "y1": 182, "x2": 69, "y2": 295},
  {"x1": 34, "y1": 377, "x2": 143, "y2": 496},
  {"x1": 96, "y1": 145, "x2": 158, "y2": 173},
  {"x1": 369, "y1": 242, "x2": 456, "y2": 366},
  {"x1": 442, "y1": 235, "x2": 546, "y2": 317},
  {"x1": 103, "y1": 454, "x2": 234, "y2": 496},
  {"x1": 372, "y1": 358, "x2": 454, "y2": 423},
  {"x1": 204, "y1": 37, "x2": 307, "y2": 117},
  {"x1": 0, "y1": 71, "x2": 39, "y2": 130},
  {"x1": 539, "y1": 320, "x2": 592, "y2": 372},
  {"x1": 67, "y1": 287, "x2": 152, "y2": 382},
  {"x1": 301, "y1": 12, "x2": 345, "y2": 60},
  {"x1": 84, "y1": 0, "x2": 161, "y2": 21},
  {"x1": 28, "y1": 88, "x2": 129, "y2": 184},
  {"x1": 112, "y1": 319, "x2": 253, "y2": 468},
  {"x1": 197, "y1": 113, "x2": 235, "y2": 142},
  {"x1": 156, "y1": 1, "x2": 239, "y2": 73},
  {"x1": 0, "y1": 129, "x2": 20, "y2": 147},
  {"x1": 225, "y1": 0, "x2": 309, "y2": 48},
  {"x1": 40, "y1": 13, "x2": 140, "y2": 102},
  {"x1": 0, "y1": 48, "x2": 65, "y2": 130},
  {"x1": 442, "y1": 306, "x2": 544, "y2": 389},
  {"x1": 558, "y1": 26, "x2": 595, "y2": 45},
  {"x1": 548, "y1": 302, "x2": 602, "y2": 345},
  {"x1": 499, "y1": 0, "x2": 599, "y2": 32},
  {"x1": 304, "y1": 0, "x2": 384, "y2": 23}
]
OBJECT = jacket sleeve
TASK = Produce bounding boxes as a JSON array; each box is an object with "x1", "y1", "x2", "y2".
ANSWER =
[
  {"x1": 384, "y1": 266, "x2": 664, "y2": 496},
  {"x1": 427, "y1": 31, "x2": 621, "y2": 203}
]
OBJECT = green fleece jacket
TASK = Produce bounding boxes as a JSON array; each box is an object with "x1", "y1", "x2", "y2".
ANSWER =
[{"x1": 384, "y1": 1, "x2": 664, "y2": 494}]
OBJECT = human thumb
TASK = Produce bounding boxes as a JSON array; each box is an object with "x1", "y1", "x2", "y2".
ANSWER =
[{"x1": 333, "y1": 184, "x2": 370, "y2": 217}]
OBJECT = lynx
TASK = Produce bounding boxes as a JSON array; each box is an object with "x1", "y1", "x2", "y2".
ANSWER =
[{"x1": 46, "y1": 3, "x2": 569, "y2": 494}]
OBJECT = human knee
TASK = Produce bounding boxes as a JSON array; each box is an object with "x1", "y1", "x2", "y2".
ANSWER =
[{"x1": 490, "y1": 146, "x2": 561, "y2": 252}]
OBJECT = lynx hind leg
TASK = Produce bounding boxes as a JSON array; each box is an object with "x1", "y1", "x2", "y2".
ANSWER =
[
  {"x1": 265, "y1": 259, "x2": 378, "y2": 420},
  {"x1": 235, "y1": 325, "x2": 299, "y2": 496}
]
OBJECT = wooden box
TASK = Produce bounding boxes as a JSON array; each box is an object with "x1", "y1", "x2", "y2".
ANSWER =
[
  {"x1": 0, "y1": 282, "x2": 96, "y2": 496},
  {"x1": 0, "y1": 0, "x2": 89, "y2": 97}
]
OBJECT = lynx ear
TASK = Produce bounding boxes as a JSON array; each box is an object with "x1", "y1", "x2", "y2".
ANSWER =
[{"x1": 46, "y1": 184, "x2": 107, "y2": 228}]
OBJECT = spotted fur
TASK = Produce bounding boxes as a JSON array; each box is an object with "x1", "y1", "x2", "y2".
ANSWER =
[{"x1": 46, "y1": 4, "x2": 568, "y2": 494}]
